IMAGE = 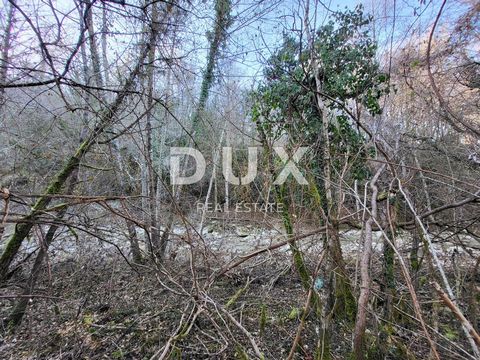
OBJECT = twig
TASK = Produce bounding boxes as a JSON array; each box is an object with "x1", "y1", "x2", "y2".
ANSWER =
[
  {"x1": 432, "y1": 281, "x2": 480, "y2": 347},
  {"x1": 0, "y1": 294, "x2": 65, "y2": 300},
  {"x1": 216, "y1": 302, "x2": 264, "y2": 359}
]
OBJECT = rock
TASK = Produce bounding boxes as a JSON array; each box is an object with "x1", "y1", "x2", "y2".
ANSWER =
[{"x1": 234, "y1": 225, "x2": 251, "y2": 237}]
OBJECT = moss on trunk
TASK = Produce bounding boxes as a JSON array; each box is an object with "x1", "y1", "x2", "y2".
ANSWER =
[
  {"x1": 0, "y1": 145, "x2": 85, "y2": 283},
  {"x1": 0, "y1": 14, "x2": 156, "y2": 282},
  {"x1": 308, "y1": 179, "x2": 356, "y2": 322}
]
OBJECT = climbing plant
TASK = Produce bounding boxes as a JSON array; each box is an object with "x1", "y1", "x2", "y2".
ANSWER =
[{"x1": 251, "y1": 5, "x2": 389, "y2": 184}]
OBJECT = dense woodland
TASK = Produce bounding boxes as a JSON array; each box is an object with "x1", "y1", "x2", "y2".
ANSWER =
[{"x1": 0, "y1": 0, "x2": 479, "y2": 358}]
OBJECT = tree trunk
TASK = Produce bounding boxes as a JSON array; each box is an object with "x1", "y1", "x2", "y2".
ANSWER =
[
  {"x1": 383, "y1": 189, "x2": 397, "y2": 321},
  {"x1": 0, "y1": 5, "x2": 161, "y2": 284},
  {"x1": 314, "y1": 74, "x2": 355, "y2": 322},
  {"x1": 85, "y1": 0, "x2": 144, "y2": 262},
  {"x1": 159, "y1": 0, "x2": 232, "y2": 255},
  {"x1": 6, "y1": 167, "x2": 79, "y2": 329},
  {"x1": 0, "y1": 1, "x2": 15, "y2": 115},
  {"x1": 144, "y1": 0, "x2": 161, "y2": 254},
  {"x1": 399, "y1": 182, "x2": 480, "y2": 358},
  {"x1": 353, "y1": 164, "x2": 384, "y2": 359},
  {"x1": 190, "y1": 0, "x2": 232, "y2": 131}
]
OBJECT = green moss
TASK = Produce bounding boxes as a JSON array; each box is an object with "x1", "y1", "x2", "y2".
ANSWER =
[
  {"x1": 0, "y1": 139, "x2": 91, "y2": 283},
  {"x1": 315, "y1": 329, "x2": 331, "y2": 360},
  {"x1": 83, "y1": 313, "x2": 94, "y2": 326},
  {"x1": 308, "y1": 179, "x2": 355, "y2": 321},
  {"x1": 276, "y1": 184, "x2": 312, "y2": 290},
  {"x1": 441, "y1": 324, "x2": 459, "y2": 341},
  {"x1": 225, "y1": 282, "x2": 249, "y2": 309},
  {"x1": 235, "y1": 345, "x2": 249, "y2": 360},
  {"x1": 259, "y1": 303, "x2": 267, "y2": 336},
  {"x1": 191, "y1": 0, "x2": 232, "y2": 133},
  {"x1": 330, "y1": 264, "x2": 356, "y2": 322},
  {"x1": 112, "y1": 349, "x2": 125, "y2": 359},
  {"x1": 288, "y1": 307, "x2": 301, "y2": 320},
  {"x1": 169, "y1": 346, "x2": 182, "y2": 359},
  {"x1": 174, "y1": 323, "x2": 191, "y2": 341}
]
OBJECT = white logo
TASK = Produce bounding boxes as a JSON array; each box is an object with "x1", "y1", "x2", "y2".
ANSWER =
[
  {"x1": 170, "y1": 146, "x2": 308, "y2": 185},
  {"x1": 170, "y1": 147, "x2": 206, "y2": 185}
]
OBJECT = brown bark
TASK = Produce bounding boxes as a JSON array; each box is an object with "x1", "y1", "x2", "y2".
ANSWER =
[
  {"x1": 353, "y1": 164, "x2": 384, "y2": 359},
  {"x1": 433, "y1": 281, "x2": 480, "y2": 347}
]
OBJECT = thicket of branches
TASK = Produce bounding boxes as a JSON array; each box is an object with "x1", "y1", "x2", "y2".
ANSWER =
[{"x1": 0, "y1": 0, "x2": 479, "y2": 359}]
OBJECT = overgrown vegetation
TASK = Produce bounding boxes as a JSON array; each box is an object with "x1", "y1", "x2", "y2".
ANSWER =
[{"x1": 0, "y1": 0, "x2": 479, "y2": 359}]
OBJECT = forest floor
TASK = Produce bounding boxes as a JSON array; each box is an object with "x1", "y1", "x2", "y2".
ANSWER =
[{"x1": 0, "y1": 219, "x2": 478, "y2": 359}]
